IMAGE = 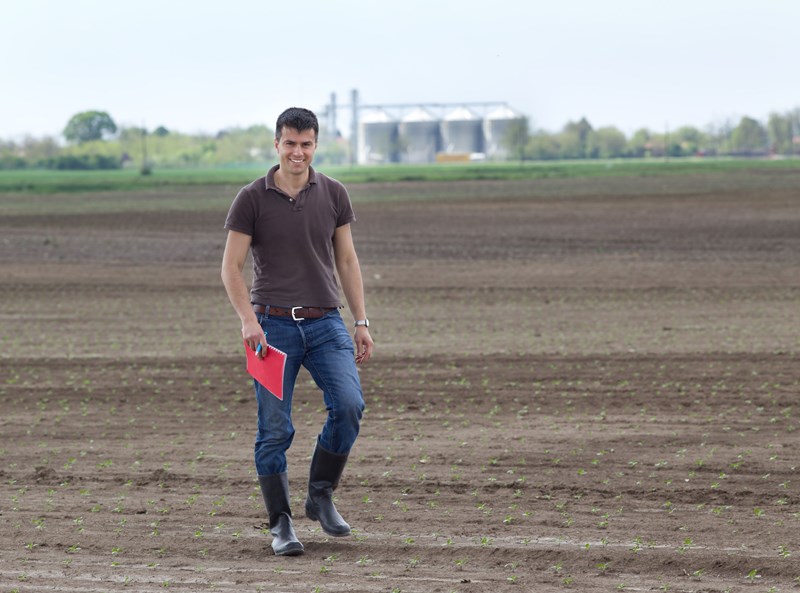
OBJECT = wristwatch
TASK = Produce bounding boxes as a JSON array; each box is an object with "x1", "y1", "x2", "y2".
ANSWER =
[{"x1": 354, "y1": 319, "x2": 369, "y2": 328}]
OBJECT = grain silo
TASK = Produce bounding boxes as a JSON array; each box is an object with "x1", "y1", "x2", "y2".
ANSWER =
[
  {"x1": 483, "y1": 106, "x2": 524, "y2": 160},
  {"x1": 441, "y1": 107, "x2": 484, "y2": 155},
  {"x1": 398, "y1": 108, "x2": 440, "y2": 163},
  {"x1": 357, "y1": 109, "x2": 399, "y2": 164}
]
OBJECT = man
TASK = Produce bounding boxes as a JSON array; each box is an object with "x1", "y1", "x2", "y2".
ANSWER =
[{"x1": 221, "y1": 107, "x2": 373, "y2": 556}]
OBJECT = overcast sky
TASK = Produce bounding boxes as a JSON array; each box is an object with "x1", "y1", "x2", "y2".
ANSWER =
[{"x1": 2, "y1": 0, "x2": 798, "y2": 140}]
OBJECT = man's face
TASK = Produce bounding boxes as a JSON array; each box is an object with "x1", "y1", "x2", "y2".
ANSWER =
[{"x1": 275, "y1": 126, "x2": 317, "y2": 176}]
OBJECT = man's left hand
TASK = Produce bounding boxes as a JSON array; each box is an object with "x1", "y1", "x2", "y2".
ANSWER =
[{"x1": 354, "y1": 327, "x2": 373, "y2": 364}]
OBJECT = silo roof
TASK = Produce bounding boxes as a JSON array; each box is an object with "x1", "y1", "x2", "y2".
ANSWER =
[
  {"x1": 402, "y1": 108, "x2": 437, "y2": 123},
  {"x1": 361, "y1": 109, "x2": 396, "y2": 124},
  {"x1": 486, "y1": 105, "x2": 522, "y2": 120},
  {"x1": 444, "y1": 107, "x2": 479, "y2": 121}
]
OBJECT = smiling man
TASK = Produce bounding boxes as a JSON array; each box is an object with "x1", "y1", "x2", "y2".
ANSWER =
[{"x1": 221, "y1": 107, "x2": 374, "y2": 556}]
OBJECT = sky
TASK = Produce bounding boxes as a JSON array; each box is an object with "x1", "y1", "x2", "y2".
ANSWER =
[{"x1": 2, "y1": 0, "x2": 799, "y2": 141}]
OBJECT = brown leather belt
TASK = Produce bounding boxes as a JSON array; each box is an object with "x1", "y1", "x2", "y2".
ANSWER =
[{"x1": 253, "y1": 304, "x2": 337, "y2": 320}]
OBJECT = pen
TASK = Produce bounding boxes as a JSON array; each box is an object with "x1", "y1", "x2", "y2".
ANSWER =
[{"x1": 255, "y1": 330, "x2": 268, "y2": 356}]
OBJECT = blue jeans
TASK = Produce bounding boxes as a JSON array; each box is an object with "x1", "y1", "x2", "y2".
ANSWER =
[{"x1": 253, "y1": 309, "x2": 365, "y2": 476}]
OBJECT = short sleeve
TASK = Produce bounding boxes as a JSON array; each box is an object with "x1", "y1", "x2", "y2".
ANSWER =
[
  {"x1": 224, "y1": 186, "x2": 256, "y2": 235},
  {"x1": 334, "y1": 181, "x2": 356, "y2": 227}
]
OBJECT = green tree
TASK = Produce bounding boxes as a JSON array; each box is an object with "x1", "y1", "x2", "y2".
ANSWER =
[
  {"x1": 671, "y1": 126, "x2": 706, "y2": 156},
  {"x1": 626, "y1": 128, "x2": 652, "y2": 158},
  {"x1": 503, "y1": 117, "x2": 530, "y2": 162},
  {"x1": 767, "y1": 112, "x2": 794, "y2": 154},
  {"x1": 559, "y1": 117, "x2": 593, "y2": 158},
  {"x1": 63, "y1": 110, "x2": 117, "y2": 144},
  {"x1": 1, "y1": 135, "x2": 69, "y2": 169},
  {"x1": 527, "y1": 132, "x2": 560, "y2": 160},
  {"x1": 587, "y1": 126, "x2": 627, "y2": 158},
  {"x1": 730, "y1": 116, "x2": 767, "y2": 155},
  {"x1": 789, "y1": 108, "x2": 800, "y2": 154},
  {"x1": 315, "y1": 137, "x2": 348, "y2": 165},
  {"x1": 705, "y1": 119, "x2": 735, "y2": 155}
]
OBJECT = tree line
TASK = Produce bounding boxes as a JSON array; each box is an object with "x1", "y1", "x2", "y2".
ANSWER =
[
  {"x1": 506, "y1": 109, "x2": 800, "y2": 161},
  {"x1": 0, "y1": 111, "x2": 283, "y2": 172},
  {"x1": 2, "y1": 107, "x2": 799, "y2": 171}
]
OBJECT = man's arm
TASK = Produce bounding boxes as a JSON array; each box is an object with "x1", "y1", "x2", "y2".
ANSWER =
[
  {"x1": 334, "y1": 224, "x2": 374, "y2": 364},
  {"x1": 221, "y1": 230, "x2": 267, "y2": 356}
]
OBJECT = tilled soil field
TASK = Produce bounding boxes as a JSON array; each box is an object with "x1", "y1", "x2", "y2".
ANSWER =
[{"x1": 1, "y1": 172, "x2": 799, "y2": 592}]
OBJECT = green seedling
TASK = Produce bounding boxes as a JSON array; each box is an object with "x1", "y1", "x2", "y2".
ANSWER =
[{"x1": 677, "y1": 537, "x2": 693, "y2": 554}]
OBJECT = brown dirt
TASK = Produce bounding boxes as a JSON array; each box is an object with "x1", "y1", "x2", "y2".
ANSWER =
[{"x1": 2, "y1": 173, "x2": 799, "y2": 592}]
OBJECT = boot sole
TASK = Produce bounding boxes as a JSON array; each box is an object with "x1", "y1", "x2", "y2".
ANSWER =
[
  {"x1": 273, "y1": 543, "x2": 305, "y2": 556},
  {"x1": 305, "y1": 507, "x2": 351, "y2": 537}
]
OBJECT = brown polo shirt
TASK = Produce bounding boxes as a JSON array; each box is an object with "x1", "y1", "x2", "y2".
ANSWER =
[{"x1": 224, "y1": 165, "x2": 356, "y2": 308}]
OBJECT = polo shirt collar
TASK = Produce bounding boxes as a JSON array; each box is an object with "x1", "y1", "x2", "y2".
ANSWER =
[{"x1": 265, "y1": 165, "x2": 318, "y2": 192}]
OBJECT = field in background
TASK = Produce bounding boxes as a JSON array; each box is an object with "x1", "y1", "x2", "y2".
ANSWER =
[
  {"x1": 3, "y1": 157, "x2": 800, "y2": 194},
  {"x1": 1, "y1": 169, "x2": 799, "y2": 592}
]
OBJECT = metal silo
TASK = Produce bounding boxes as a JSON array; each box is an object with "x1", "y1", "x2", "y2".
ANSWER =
[
  {"x1": 483, "y1": 106, "x2": 524, "y2": 160},
  {"x1": 441, "y1": 107, "x2": 484, "y2": 155},
  {"x1": 357, "y1": 109, "x2": 399, "y2": 164},
  {"x1": 398, "y1": 108, "x2": 440, "y2": 163}
]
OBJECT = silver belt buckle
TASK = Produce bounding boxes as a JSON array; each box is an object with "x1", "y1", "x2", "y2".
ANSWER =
[{"x1": 291, "y1": 306, "x2": 305, "y2": 321}]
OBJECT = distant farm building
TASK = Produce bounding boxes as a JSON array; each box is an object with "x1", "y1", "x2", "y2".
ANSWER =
[
  {"x1": 357, "y1": 109, "x2": 399, "y2": 164},
  {"x1": 483, "y1": 106, "x2": 524, "y2": 160},
  {"x1": 330, "y1": 91, "x2": 524, "y2": 164},
  {"x1": 355, "y1": 105, "x2": 522, "y2": 164},
  {"x1": 398, "y1": 108, "x2": 441, "y2": 164}
]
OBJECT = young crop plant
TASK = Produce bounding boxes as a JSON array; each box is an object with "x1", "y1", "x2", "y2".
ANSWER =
[
  {"x1": 356, "y1": 555, "x2": 373, "y2": 566},
  {"x1": 744, "y1": 568, "x2": 762, "y2": 582}
]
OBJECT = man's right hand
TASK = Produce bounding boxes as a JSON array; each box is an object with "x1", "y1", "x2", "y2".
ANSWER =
[
  {"x1": 243, "y1": 319, "x2": 268, "y2": 358},
  {"x1": 222, "y1": 231, "x2": 267, "y2": 357}
]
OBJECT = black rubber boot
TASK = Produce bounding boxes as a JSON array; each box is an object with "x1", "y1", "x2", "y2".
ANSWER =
[
  {"x1": 305, "y1": 440, "x2": 351, "y2": 537},
  {"x1": 258, "y1": 472, "x2": 304, "y2": 556}
]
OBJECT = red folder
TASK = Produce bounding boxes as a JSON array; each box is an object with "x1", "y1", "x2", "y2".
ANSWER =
[{"x1": 244, "y1": 341, "x2": 287, "y2": 400}]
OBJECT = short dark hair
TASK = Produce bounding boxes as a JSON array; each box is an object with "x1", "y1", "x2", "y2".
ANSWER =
[{"x1": 275, "y1": 107, "x2": 319, "y2": 141}]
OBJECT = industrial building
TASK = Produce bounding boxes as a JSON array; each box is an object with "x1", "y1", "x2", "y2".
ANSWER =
[
  {"x1": 398, "y1": 108, "x2": 440, "y2": 164},
  {"x1": 322, "y1": 90, "x2": 524, "y2": 165}
]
